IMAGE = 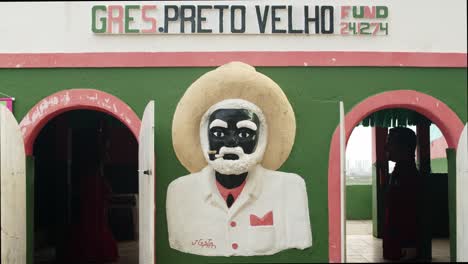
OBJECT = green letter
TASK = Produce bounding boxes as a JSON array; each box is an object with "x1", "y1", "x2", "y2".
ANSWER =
[
  {"x1": 125, "y1": 5, "x2": 140, "y2": 33},
  {"x1": 92, "y1": 5, "x2": 107, "y2": 33},
  {"x1": 376, "y1": 6, "x2": 388, "y2": 19}
]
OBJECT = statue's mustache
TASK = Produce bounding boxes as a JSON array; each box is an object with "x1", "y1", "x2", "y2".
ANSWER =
[{"x1": 209, "y1": 147, "x2": 245, "y2": 159}]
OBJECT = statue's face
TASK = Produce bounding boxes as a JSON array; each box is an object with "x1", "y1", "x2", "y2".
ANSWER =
[
  {"x1": 208, "y1": 109, "x2": 260, "y2": 160},
  {"x1": 207, "y1": 109, "x2": 260, "y2": 175}
]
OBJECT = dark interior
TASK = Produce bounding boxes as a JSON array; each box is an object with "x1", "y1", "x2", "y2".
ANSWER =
[{"x1": 33, "y1": 110, "x2": 138, "y2": 263}]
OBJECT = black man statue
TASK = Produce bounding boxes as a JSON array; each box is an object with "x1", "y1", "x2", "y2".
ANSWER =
[{"x1": 167, "y1": 62, "x2": 312, "y2": 256}]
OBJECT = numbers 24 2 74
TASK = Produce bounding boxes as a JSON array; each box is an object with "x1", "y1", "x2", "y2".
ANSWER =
[{"x1": 340, "y1": 22, "x2": 388, "y2": 35}]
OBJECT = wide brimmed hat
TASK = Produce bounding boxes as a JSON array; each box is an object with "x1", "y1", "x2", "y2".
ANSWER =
[{"x1": 172, "y1": 62, "x2": 296, "y2": 173}]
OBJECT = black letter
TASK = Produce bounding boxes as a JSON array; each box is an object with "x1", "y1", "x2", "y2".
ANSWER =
[
  {"x1": 321, "y1": 6, "x2": 334, "y2": 34},
  {"x1": 287, "y1": 5, "x2": 303, "y2": 33},
  {"x1": 255, "y1": 5, "x2": 269, "y2": 33},
  {"x1": 164, "y1": 5, "x2": 179, "y2": 33},
  {"x1": 271, "y1": 6, "x2": 286, "y2": 33},
  {"x1": 231, "y1": 5, "x2": 246, "y2": 33},
  {"x1": 180, "y1": 5, "x2": 196, "y2": 33},
  {"x1": 197, "y1": 5, "x2": 212, "y2": 33},
  {"x1": 304, "y1": 6, "x2": 319, "y2": 34},
  {"x1": 214, "y1": 5, "x2": 228, "y2": 33}
]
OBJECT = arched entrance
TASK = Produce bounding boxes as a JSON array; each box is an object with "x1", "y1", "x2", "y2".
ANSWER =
[
  {"x1": 328, "y1": 90, "x2": 464, "y2": 262},
  {"x1": 18, "y1": 89, "x2": 143, "y2": 263},
  {"x1": 20, "y1": 89, "x2": 141, "y2": 155}
]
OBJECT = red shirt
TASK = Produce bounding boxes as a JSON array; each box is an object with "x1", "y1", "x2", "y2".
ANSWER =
[{"x1": 215, "y1": 180, "x2": 246, "y2": 203}]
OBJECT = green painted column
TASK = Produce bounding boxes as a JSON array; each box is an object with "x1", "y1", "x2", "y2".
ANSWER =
[
  {"x1": 417, "y1": 123, "x2": 432, "y2": 261},
  {"x1": 372, "y1": 126, "x2": 387, "y2": 238},
  {"x1": 446, "y1": 149, "x2": 456, "y2": 262}
]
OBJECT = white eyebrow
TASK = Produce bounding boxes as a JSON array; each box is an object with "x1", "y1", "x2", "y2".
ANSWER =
[
  {"x1": 209, "y1": 119, "x2": 228, "y2": 129},
  {"x1": 236, "y1": 120, "x2": 257, "y2": 131}
]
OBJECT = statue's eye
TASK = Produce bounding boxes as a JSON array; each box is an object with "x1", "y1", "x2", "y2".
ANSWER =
[
  {"x1": 212, "y1": 131, "x2": 224, "y2": 137},
  {"x1": 238, "y1": 131, "x2": 250, "y2": 138}
]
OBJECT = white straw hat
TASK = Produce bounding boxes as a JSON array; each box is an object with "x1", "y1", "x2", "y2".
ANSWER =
[{"x1": 172, "y1": 61, "x2": 296, "y2": 173}]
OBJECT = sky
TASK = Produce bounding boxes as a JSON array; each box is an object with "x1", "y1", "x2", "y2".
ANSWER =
[{"x1": 346, "y1": 124, "x2": 443, "y2": 178}]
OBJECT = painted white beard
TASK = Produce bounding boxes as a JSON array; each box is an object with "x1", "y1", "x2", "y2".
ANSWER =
[{"x1": 208, "y1": 146, "x2": 260, "y2": 175}]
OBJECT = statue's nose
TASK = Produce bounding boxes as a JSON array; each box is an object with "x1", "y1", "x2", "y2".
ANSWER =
[{"x1": 225, "y1": 134, "x2": 238, "y2": 147}]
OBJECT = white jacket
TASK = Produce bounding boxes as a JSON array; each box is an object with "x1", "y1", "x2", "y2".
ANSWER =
[{"x1": 166, "y1": 164, "x2": 312, "y2": 256}]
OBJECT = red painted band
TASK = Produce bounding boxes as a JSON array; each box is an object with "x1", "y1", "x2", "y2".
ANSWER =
[
  {"x1": 19, "y1": 89, "x2": 141, "y2": 156},
  {"x1": 328, "y1": 90, "x2": 464, "y2": 262},
  {"x1": 0, "y1": 52, "x2": 466, "y2": 68}
]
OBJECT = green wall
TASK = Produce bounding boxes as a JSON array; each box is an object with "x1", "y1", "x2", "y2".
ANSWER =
[
  {"x1": 1, "y1": 67, "x2": 466, "y2": 263},
  {"x1": 346, "y1": 185, "x2": 372, "y2": 220},
  {"x1": 432, "y1": 158, "x2": 448, "y2": 173}
]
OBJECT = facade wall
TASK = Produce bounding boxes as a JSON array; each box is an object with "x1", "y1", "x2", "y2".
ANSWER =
[
  {"x1": 346, "y1": 185, "x2": 372, "y2": 220},
  {"x1": 0, "y1": 67, "x2": 466, "y2": 263},
  {"x1": 0, "y1": 0, "x2": 466, "y2": 262}
]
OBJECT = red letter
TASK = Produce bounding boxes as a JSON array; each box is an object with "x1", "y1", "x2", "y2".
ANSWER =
[
  {"x1": 340, "y1": 22, "x2": 348, "y2": 35},
  {"x1": 341, "y1": 6, "x2": 350, "y2": 19},
  {"x1": 107, "y1": 5, "x2": 124, "y2": 33},
  {"x1": 142, "y1": 5, "x2": 157, "y2": 33},
  {"x1": 363, "y1": 6, "x2": 376, "y2": 19}
]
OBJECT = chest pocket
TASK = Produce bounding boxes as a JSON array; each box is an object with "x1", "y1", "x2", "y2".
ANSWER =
[{"x1": 247, "y1": 225, "x2": 276, "y2": 253}]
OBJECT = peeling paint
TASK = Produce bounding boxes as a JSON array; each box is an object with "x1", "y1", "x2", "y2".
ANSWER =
[
  {"x1": 19, "y1": 89, "x2": 141, "y2": 155},
  {"x1": 86, "y1": 93, "x2": 98, "y2": 101},
  {"x1": 1, "y1": 228, "x2": 20, "y2": 240},
  {"x1": 125, "y1": 116, "x2": 131, "y2": 124},
  {"x1": 61, "y1": 91, "x2": 71, "y2": 105}
]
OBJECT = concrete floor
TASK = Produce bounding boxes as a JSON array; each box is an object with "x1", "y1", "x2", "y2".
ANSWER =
[
  {"x1": 112, "y1": 241, "x2": 138, "y2": 264},
  {"x1": 346, "y1": 220, "x2": 450, "y2": 263}
]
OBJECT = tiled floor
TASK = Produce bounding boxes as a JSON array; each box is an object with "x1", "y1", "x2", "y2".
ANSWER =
[{"x1": 346, "y1": 220, "x2": 450, "y2": 263}]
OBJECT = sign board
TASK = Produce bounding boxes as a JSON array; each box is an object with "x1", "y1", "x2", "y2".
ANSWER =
[
  {"x1": 91, "y1": 3, "x2": 389, "y2": 35},
  {"x1": 0, "y1": 1, "x2": 465, "y2": 54}
]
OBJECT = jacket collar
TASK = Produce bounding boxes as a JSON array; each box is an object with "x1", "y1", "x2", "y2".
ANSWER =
[{"x1": 201, "y1": 164, "x2": 263, "y2": 202}]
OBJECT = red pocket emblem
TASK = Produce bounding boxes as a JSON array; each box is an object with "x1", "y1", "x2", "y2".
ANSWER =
[{"x1": 250, "y1": 211, "x2": 274, "y2": 226}]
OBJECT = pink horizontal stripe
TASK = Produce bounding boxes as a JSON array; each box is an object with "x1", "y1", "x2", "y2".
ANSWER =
[{"x1": 0, "y1": 52, "x2": 466, "y2": 68}]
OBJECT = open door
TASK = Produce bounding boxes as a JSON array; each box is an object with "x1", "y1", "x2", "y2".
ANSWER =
[
  {"x1": 1, "y1": 104, "x2": 26, "y2": 263},
  {"x1": 456, "y1": 124, "x2": 468, "y2": 262},
  {"x1": 138, "y1": 101, "x2": 155, "y2": 264}
]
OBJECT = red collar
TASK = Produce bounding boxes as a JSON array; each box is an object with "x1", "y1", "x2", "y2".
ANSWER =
[{"x1": 215, "y1": 180, "x2": 247, "y2": 202}]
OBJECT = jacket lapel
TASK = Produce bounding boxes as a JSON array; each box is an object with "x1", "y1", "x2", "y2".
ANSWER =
[
  {"x1": 228, "y1": 165, "x2": 263, "y2": 219},
  {"x1": 201, "y1": 166, "x2": 228, "y2": 213}
]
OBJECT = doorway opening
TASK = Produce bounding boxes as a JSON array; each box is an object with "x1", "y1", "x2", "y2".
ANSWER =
[
  {"x1": 32, "y1": 110, "x2": 139, "y2": 264},
  {"x1": 345, "y1": 108, "x2": 451, "y2": 262},
  {"x1": 327, "y1": 90, "x2": 464, "y2": 262}
]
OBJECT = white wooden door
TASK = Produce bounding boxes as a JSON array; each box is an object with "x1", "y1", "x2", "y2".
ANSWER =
[
  {"x1": 138, "y1": 101, "x2": 155, "y2": 264},
  {"x1": 0, "y1": 104, "x2": 26, "y2": 264},
  {"x1": 457, "y1": 124, "x2": 468, "y2": 262}
]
